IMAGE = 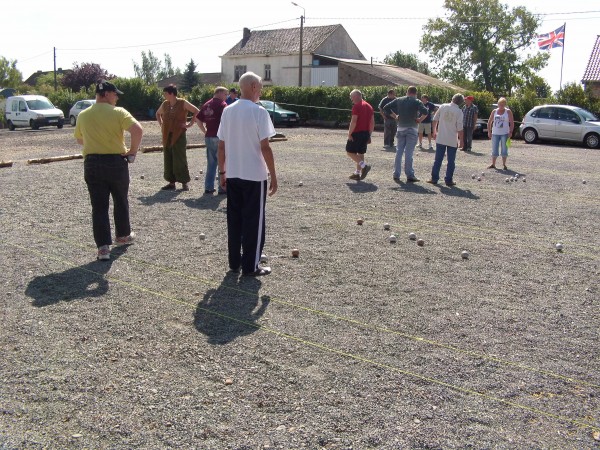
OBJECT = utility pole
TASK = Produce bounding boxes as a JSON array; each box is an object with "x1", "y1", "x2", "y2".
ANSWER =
[
  {"x1": 291, "y1": 2, "x2": 305, "y2": 87},
  {"x1": 53, "y1": 47, "x2": 57, "y2": 92}
]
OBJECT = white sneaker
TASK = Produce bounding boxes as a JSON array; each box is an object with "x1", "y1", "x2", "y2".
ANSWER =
[
  {"x1": 97, "y1": 245, "x2": 111, "y2": 261},
  {"x1": 114, "y1": 232, "x2": 135, "y2": 246}
]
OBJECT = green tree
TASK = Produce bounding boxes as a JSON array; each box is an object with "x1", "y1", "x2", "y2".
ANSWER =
[
  {"x1": 0, "y1": 56, "x2": 23, "y2": 88},
  {"x1": 35, "y1": 72, "x2": 65, "y2": 96},
  {"x1": 383, "y1": 50, "x2": 433, "y2": 76},
  {"x1": 420, "y1": 0, "x2": 548, "y2": 95},
  {"x1": 133, "y1": 51, "x2": 180, "y2": 85},
  {"x1": 180, "y1": 59, "x2": 200, "y2": 93}
]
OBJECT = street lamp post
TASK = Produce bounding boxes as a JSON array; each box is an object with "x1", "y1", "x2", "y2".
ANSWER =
[{"x1": 291, "y1": 2, "x2": 305, "y2": 87}]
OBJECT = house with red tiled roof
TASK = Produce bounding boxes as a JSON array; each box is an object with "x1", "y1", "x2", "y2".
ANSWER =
[
  {"x1": 221, "y1": 25, "x2": 462, "y2": 90},
  {"x1": 582, "y1": 35, "x2": 600, "y2": 98}
]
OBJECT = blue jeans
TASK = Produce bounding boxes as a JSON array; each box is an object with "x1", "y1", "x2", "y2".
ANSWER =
[
  {"x1": 84, "y1": 154, "x2": 131, "y2": 248},
  {"x1": 394, "y1": 127, "x2": 418, "y2": 178},
  {"x1": 431, "y1": 144, "x2": 457, "y2": 183},
  {"x1": 204, "y1": 137, "x2": 222, "y2": 192},
  {"x1": 491, "y1": 134, "x2": 509, "y2": 157}
]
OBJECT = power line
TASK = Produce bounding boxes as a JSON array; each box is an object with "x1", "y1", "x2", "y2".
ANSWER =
[{"x1": 60, "y1": 18, "x2": 297, "y2": 52}]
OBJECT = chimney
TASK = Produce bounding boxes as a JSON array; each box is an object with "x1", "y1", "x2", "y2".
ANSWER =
[{"x1": 241, "y1": 28, "x2": 251, "y2": 47}]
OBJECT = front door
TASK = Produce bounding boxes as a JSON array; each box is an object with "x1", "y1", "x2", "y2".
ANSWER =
[{"x1": 555, "y1": 108, "x2": 582, "y2": 142}]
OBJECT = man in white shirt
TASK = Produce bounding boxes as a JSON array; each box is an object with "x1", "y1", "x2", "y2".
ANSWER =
[
  {"x1": 427, "y1": 94, "x2": 465, "y2": 187},
  {"x1": 217, "y1": 72, "x2": 277, "y2": 276}
]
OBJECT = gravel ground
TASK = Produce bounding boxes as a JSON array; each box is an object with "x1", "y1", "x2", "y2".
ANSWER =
[{"x1": 0, "y1": 122, "x2": 599, "y2": 449}]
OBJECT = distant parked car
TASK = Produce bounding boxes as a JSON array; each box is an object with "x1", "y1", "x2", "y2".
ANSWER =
[
  {"x1": 5, "y1": 95, "x2": 64, "y2": 130},
  {"x1": 258, "y1": 100, "x2": 300, "y2": 127},
  {"x1": 69, "y1": 99, "x2": 96, "y2": 126},
  {"x1": 519, "y1": 105, "x2": 600, "y2": 149}
]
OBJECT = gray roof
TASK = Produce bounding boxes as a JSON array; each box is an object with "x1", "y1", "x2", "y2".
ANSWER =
[
  {"x1": 339, "y1": 60, "x2": 464, "y2": 91},
  {"x1": 582, "y1": 35, "x2": 600, "y2": 83},
  {"x1": 223, "y1": 25, "x2": 342, "y2": 56}
]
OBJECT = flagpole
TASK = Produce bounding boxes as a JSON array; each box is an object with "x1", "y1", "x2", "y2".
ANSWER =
[{"x1": 559, "y1": 22, "x2": 566, "y2": 91}]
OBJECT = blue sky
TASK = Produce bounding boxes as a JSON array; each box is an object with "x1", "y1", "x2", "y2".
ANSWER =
[{"x1": 3, "y1": 0, "x2": 597, "y2": 94}]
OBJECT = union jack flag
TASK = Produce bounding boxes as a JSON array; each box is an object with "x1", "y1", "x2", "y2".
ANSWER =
[{"x1": 537, "y1": 24, "x2": 565, "y2": 50}]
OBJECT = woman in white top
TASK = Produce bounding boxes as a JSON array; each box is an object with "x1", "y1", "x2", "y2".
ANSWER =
[{"x1": 486, "y1": 97, "x2": 514, "y2": 171}]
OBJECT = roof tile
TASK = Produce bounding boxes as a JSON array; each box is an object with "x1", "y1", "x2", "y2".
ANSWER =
[{"x1": 582, "y1": 35, "x2": 600, "y2": 82}]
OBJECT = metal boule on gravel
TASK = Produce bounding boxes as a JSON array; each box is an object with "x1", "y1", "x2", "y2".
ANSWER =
[
  {"x1": 408, "y1": 232, "x2": 417, "y2": 240},
  {"x1": 471, "y1": 174, "x2": 476, "y2": 179},
  {"x1": 357, "y1": 218, "x2": 364, "y2": 225},
  {"x1": 481, "y1": 172, "x2": 485, "y2": 176},
  {"x1": 291, "y1": 248, "x2": 300, "y2": 258},
  {"x1": 389, "y1": 235, "x2": 397, "y2": 243},
  {"x1": 260, "y1": 253, "x2": 268, "y2": 263},
  {"x1": 199, "y1": 170, "x2": 203, "y2": 174},
  {"x1": 140, "y1": 175, "x2": 145, "y2": 179},
  {"x1": 582, "y1": 180, "x2": 587, "y2": 184},
  {"x1": 195, "y1": 176, "x2": 199, "y2": 180},
  {"x1": 461, "y1": 250, "x2": 469, "y2": 259},
  {"x1": 505, "y1": 178, "x2": 510, "y2": 183},
  {"x1": 477, "y1": 177, "x2": 481, "y2": 181},
  {"x1": 555, "y1": 243, "x2": 563, "y2": 252},
  {"x1": 383, "y1": 223, "x2": 390, "y2": 230},
  {"x1": 417, "y1": 239, "x2": 425, "y2": 247},
  {"x1": 298, "y1": 181, "x2": 303, "y2": 186},
  {"x1": 523, "y1": 178, "x2": 526, "y2": 182},
  {"x1": 199, "y1": 233, "x2": 206, "y2": 240}
]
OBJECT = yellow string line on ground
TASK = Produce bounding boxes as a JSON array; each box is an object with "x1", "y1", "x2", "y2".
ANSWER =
[
  {"x1": 7, "y1": 241, "x2": 600, "y2": 433},
  {"x1": 22, "y1": 232, "x2": 600, "y2": 390}
]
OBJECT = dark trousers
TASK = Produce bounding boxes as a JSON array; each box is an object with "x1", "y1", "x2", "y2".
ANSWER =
[
  {"x1": 84, "y1": 154, "x2": 131, "y2": 248},
  {"x1": 431, "y1": 144, "x2": 458, "y2": 183},
  {"x1": 463, "y1": 126, "x2": 474, "y2": 150},
  {"x1": 383, "y1": 118, "x2": 397, "y2": 147},
  {"x1": 226, "y1": 178, "x2": 267, "y2": 274},
  {"x1": 164, "y1": 132, "x2": 191, "y2": 183}
]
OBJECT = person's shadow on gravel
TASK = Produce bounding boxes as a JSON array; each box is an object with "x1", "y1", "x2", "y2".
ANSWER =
[
  {"x1": 137, "y1": 190, "x2": 181, "y2": 206},
  {"x1": 194, "y1": 273, "x2": 270, "y2": 345},
  {"x1": 25, "y1": 248, "x2": 128, "y2": 307},
  {"x1": 438, "y1": 186, "x2": 480, "y2": 199},
  {"x1": 346, "y1": 182, "x2": 378, "y2": 193},
  {"x1": 181, "y1": 195, "x2": 226, "y2": 212}
]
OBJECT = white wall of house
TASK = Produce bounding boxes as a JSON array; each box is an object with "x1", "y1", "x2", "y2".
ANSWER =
[
  {"x1": 311, "y1": 67, "x2": 338, "y2": 87},
  {"x1": 221, "y1": 54, "x2": 312, "y2": 87}
]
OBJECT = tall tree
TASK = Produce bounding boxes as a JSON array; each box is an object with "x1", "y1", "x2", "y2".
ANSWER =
[
  {"x1": 62, "y1": 62, "x2": 114, "y2": 92},
  {"x1": 383, "y1": 51, "x2": 433, "y2": 76},
  {"x1": 180, "y1": 59, "x2": 200, "y2": 93},
  {"x1": 133, "y1": 51, "x2": 180, "y2": 85},
  {"x1": 0, "y1": 56, "x2": 23, "y2": 88},
  {"x1": 420, "y1": 0, "x2": 549, "y2": 95}
]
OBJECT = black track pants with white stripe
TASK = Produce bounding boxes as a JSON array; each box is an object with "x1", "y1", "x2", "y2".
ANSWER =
[{"x1": 226, "y1": 178, "x2": 267, "y2": 274}]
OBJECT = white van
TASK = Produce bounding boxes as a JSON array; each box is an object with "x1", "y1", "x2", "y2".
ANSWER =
[{"x1": 5, "y1": 95, "x2": 64, "y2": 130}]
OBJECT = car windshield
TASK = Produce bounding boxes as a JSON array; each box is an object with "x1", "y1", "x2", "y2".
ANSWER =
[
  {"x1": 260, "y1": 101, "x2": 281, "y2": 111},
  {"x1": 26, "y1": 99, "x2": 55, "y2": 110},
  {"x1": 574, "y1": 107, "x2": 598, "y2": 121}
]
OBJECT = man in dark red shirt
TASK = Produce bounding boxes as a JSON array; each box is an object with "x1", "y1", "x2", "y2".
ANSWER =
[
  {"x1": 197, "y1": 86, "x2": 228, "y2": 194},
  {"x1": 346, "y1": 89, "x2": 375, "y2": 180}
]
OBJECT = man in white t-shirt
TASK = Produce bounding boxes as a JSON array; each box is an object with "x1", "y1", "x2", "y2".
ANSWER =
[
  {"x1": 427, "y1": 94, "x2": 464, "y2": 187},
  {"x1": 217, "y1": 72, "x2": 277, "y2": 276}
]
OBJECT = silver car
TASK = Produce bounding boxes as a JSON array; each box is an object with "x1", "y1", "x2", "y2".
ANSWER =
[
  {"x1": 68, "y1": 99, "x2": 96, "y2": 126},
  {"x1": 519, "y1": 104, "x2": 600, "y2": 149}
]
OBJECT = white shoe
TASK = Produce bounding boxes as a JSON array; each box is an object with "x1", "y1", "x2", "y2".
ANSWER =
[
  {"x1": 97, "y1": 245, "x2": 111, "y2": 260},
  {"x1": 114, "y1": 232, "x2": 135, "y2": 246}
]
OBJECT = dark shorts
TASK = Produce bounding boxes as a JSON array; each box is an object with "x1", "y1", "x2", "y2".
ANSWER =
[{"x1": 346, "y1": 131, "x2": 370, "y2": 154}]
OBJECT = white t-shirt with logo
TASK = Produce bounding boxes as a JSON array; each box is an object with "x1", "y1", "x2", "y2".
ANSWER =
[
  {"x1": 217, "y1": 99, "x2": 276, "y2": 181},
  {"x1": 433, "y1": 102, "x2": 463, "y2": 147}
]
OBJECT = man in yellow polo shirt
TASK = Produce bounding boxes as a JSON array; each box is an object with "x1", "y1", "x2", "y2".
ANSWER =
[{"x1": 74, "y1": 80, "x2": 143, "y2": 260}]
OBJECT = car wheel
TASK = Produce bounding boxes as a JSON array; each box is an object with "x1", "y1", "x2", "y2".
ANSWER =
[
  {"x1": 70, "y1": 115, "x2": 76, "y2": 126},
  {"x1": 584, "y1": 132, "x2": 599, "y2": 149},
  {"x1": 523, "y1": 128, "x2": 538, "y2": 144},
  {"x1": 7, "y1": 120, "x2": 15, "y2": 131},
  {"x1": 30, "y1": 120, "x2": 39, "y2": 130}
]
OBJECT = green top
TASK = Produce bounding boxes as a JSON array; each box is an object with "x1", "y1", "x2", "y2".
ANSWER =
[
  {"x1": 74, "y1": 103, "x2": 138, "y2": 156},
  {"x1": 383, "y1": 96, "x2": 429, "y2": 128}
]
